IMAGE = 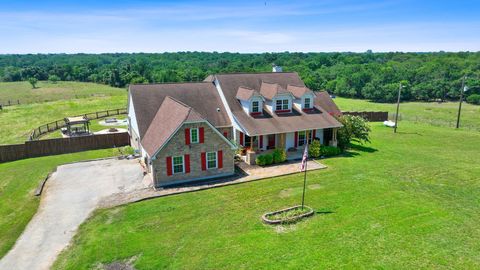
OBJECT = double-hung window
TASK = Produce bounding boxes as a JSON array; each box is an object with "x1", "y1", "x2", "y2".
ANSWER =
[
  {"x1": 298, "y1": 130, "x2": 314, "y2": 146},
  {"x1": 298, "y1": 131, "x2": 306, "y2": 146},
  {"x1": 172, "y1": 156, "x2": 184, "y2": 174},
  {"x1": 304, "y1": 98, "x2": 311, "y2": 109},
  {"x1": 207, "y1": 152, "x2": 217, "y2": 169},
  {"x1": 190, "y1": 128, "x2": 199, "y2": 143},
  {"x1": 275, "y1": 99, "x2": 289, "y2": 111},
  {"x1": 252, "y1": 101, "x2": 259, "y2": 113}
]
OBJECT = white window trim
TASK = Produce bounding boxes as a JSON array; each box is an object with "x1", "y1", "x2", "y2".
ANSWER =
[
  {"x1": 206, "y1": 151, "x2": 218, "y2": 170},
  {"x1": 298, "y1": 130, "x2": 314, "y2": 146},
  {"x1": 275, "y1": 98, "x2": 290, "y2": 111},
  {"x1": 172, "y1": 155, "x2": 185, "y2": 174},
  {"x1": 190, "y1": 128, "x2": 199, "y2": 143},
  {"x1": 304, "y1": 97, "x2": 311, "y2": 109},
  {"x1": 251, "y1": 100, "x2": 260, "y2": 113}
]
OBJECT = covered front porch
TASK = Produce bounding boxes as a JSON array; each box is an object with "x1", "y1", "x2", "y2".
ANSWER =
[{"x1": 237, "y1": 128, "x2": 338, "y2": 164}]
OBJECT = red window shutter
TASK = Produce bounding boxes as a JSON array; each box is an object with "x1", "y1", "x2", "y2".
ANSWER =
[
  {"x1": 312, "y1": 129, "x2": 316, "y2": 139},
  {"x1": 294, "y1": 131, "x2": 298, "y2": 147},
  {"x1": 239, "y1": 131, "x2": 244, "y2": 146},
  {"x1": 199, "y1": 127, "x2": 205, "y2": 143},
  {"x1": 201, "y1": 152, "x2": 206, "y2": 171},
  {"x1": 184, "y1": 154, "x2": 190, "y2": 173},
  {"x1": 185, "y1": 128, "x2": 190, "y2": 145},
  {"x1": 166, "y1": 156, "x2": 172, "y2": 176},
  {"x1": 217, "y1": 150, "x2": 223, "y2": 169},
  {"x1": 259, "y1": 135, "x2": 263, "y2": 148}
]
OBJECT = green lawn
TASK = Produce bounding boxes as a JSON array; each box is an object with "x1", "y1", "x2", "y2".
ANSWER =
[
  {"x1": 0, "y1": 148, "x2": 123, "y2": 258},
  {"x1": 53, "y1": 122, "x2": 480, "y2": 269},
  {"x1": 0, "y1": 81, "x2": 125, "y2": 105},
  {"x1": 0, "y1": 95, "x2": 126, "y2": 144},
  {"x1": 0, "y1": 81, "x2": 126, "y2": 144},
  {"x1": 335, "y1": 97, "x2": 480, "y2": 130}
]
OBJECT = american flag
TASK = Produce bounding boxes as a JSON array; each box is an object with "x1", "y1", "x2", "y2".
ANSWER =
[{"x1": 300, "y1": 144, "x2": 308, "y2": 172}]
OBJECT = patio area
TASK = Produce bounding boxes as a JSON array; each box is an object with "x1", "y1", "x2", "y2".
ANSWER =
[{"x1": 236, "y1": 158, "x2": 326, "y2": 182}]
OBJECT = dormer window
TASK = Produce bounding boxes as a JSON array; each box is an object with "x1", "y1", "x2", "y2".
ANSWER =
[
  {"x1": 304, "y1": 97, "x2": 311, "y2": 109},
  {"x1": 252, "y1": 101, "x2": 259, "y2": 113},
  {"x1": 275, "y1": 99, "x2": 289, "y2": 111}
]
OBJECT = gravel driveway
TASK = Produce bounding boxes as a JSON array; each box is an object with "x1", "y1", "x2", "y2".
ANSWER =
[{"x1": 0, "y1": 158, "x2": 145, "y2": 270}]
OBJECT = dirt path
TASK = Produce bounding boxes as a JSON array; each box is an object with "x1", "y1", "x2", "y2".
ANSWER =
[{"x1": 0, "y1": 159, "x2": 145, "y2": 270}]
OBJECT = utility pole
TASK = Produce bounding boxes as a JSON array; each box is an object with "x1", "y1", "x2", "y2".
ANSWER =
[
  {"x1": 394, "y1": 83, "x2": 402, "y2": 133},
  {"x1": 456, "y1": 75, "x2": 466, "y2": 129}
]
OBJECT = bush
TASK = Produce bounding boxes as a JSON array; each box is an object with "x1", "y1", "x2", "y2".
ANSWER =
[
  {"x1": 255, "y1": 155, "x2": 266, "y2": 166},
  {"x1": 48, "y1": 75, "x2": 60, "y2": 83},
  {"x1": 264, "y1": 154, "x2": 273, "y2": 165},
  {"x1": 272, "y1": 149, "x2": 287, "y2": 163},
  {"x1": 321, "y1": 145, "x2": 341, "y2": 157},
  {"x1": 256, "y1": 153, "x2": 274, "y2": 166},
  {"x1": 466, "y1": 94, "x2": 480, "y2": 105},
  {"x1": 308, "y1": 139, "x2": 321, "y2": 158}
]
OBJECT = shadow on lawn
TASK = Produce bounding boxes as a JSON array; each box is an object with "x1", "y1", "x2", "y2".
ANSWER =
[
  {"x1": 315, "y1": 210, "x2": 334, "y2": 215},
  {"x1": 340, "y1": 143, "x2": 378, "y2": 158},
  {"x1": 350, "y1": 143, "x2": 378, "y2": 153}
]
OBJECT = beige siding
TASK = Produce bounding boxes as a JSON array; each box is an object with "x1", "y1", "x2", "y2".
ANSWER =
[{"x1": 152, "y1": 122, "x2": 234, "y2": 187}]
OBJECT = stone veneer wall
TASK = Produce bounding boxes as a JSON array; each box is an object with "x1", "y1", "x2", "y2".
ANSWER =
[
  {"x1": 217, "y1": 127, "x2": 233, "y2": 141},
  {"x1": 152, "y1": 122, "x2": 234, "y2": 186}
]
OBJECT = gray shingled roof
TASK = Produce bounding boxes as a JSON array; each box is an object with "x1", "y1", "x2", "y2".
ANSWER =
[
  {"x1": 210, "y1": 72, "x2": 342, "y2": 136},
  {"x1": 129, "y1": 82, "x2": 231, "y2": 138}
]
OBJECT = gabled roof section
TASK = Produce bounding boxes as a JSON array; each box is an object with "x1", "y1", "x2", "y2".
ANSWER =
[
  {"x1": 315, "y1": 91, "x2": 342, "y2": 116},
  {"x1": 236, "y1": 86, "x2": 255, "y2": 101},
  {"x1": 287, "y1": 84, "x2": 314, "y2": 99},
  {"x1": 260, "y1": 81, "x2": 291, "y2": 100},
  {"x1": 141, "y1": 96, "x2": 206, "y2": 156},
  {"x1": 129, "y1": 82, "x2": 231, "y2": 138}
]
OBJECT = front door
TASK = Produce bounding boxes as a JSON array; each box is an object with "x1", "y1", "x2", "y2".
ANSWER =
[{"x1": 267, "y1": 134, "x2": 276, "y2": 149}]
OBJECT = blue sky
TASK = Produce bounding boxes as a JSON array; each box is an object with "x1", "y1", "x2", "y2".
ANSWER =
[{"x1": 0, "y1": 0, "x2": 479, "y2": 53}]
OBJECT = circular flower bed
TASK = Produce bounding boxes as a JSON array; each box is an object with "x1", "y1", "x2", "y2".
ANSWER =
[{"x1": 262, "y1": 205, "x2": 314, "y2": 225}]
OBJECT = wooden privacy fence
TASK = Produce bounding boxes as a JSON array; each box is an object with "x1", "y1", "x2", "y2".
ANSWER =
[
  {"x1": 0, "y1": 132, "x2": 130, "y2": 162},
  {"x1": 29, "y1": 108, "x2": 127, "y2": 140},
  {"x1": 342, "y1": 111, "x2": 388, "y2": 122}
]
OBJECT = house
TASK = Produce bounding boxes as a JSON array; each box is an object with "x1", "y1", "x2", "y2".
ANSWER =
[{"x1": 127, "y1": 70, "x2": 342, "y2": 187}]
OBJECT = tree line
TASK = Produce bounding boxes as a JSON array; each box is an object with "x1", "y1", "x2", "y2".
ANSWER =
[{"x1": 0, "y1": 52, "x2": 479, "y2": 103}]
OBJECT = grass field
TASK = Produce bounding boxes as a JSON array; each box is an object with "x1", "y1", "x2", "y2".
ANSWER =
[
  {"x1": 0, "y1": 81, "x2": 125, "y2": 105},
  {"x1": 0, "y1": 81, "x2": 126, "y2": 144},
  {"x1": 0, "y1": 148, "x2": 123, "y2": 258},
  {"x1": 52, "y1": 122, "x2": 480, "y2": 269},
  {"x1": 335, "y1": 97, "x2": 480, "y2": 130}
]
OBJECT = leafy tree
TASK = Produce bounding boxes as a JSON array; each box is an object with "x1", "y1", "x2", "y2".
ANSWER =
[
  {"x1": 466, "y1": 94, "x2": 480, "y2": 105},
  {"x1": 28, "y1": 77, "x2": 38, "y2": 89},
  {"x1": 337, "y1": 115, "x2": 371, "y2": 150},
  {"x1": 48, "y1": 75, "x2": 60, "y2": 83},
  {"x1": 0, "y1": 52, "x2": 479, "y2": 101}
]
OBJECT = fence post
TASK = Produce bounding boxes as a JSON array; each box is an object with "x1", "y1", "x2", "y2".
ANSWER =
[{"x1": 8, "y1": 100, "x2": 11, "y2": 106}]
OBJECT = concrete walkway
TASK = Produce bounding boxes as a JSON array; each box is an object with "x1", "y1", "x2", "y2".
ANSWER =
[
  {"x1": 0, "y1": 159, "x2": 145, "y2": 270},
  {"x1": 99, "y1": 159, "x2": 327, "y2": 209}
]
